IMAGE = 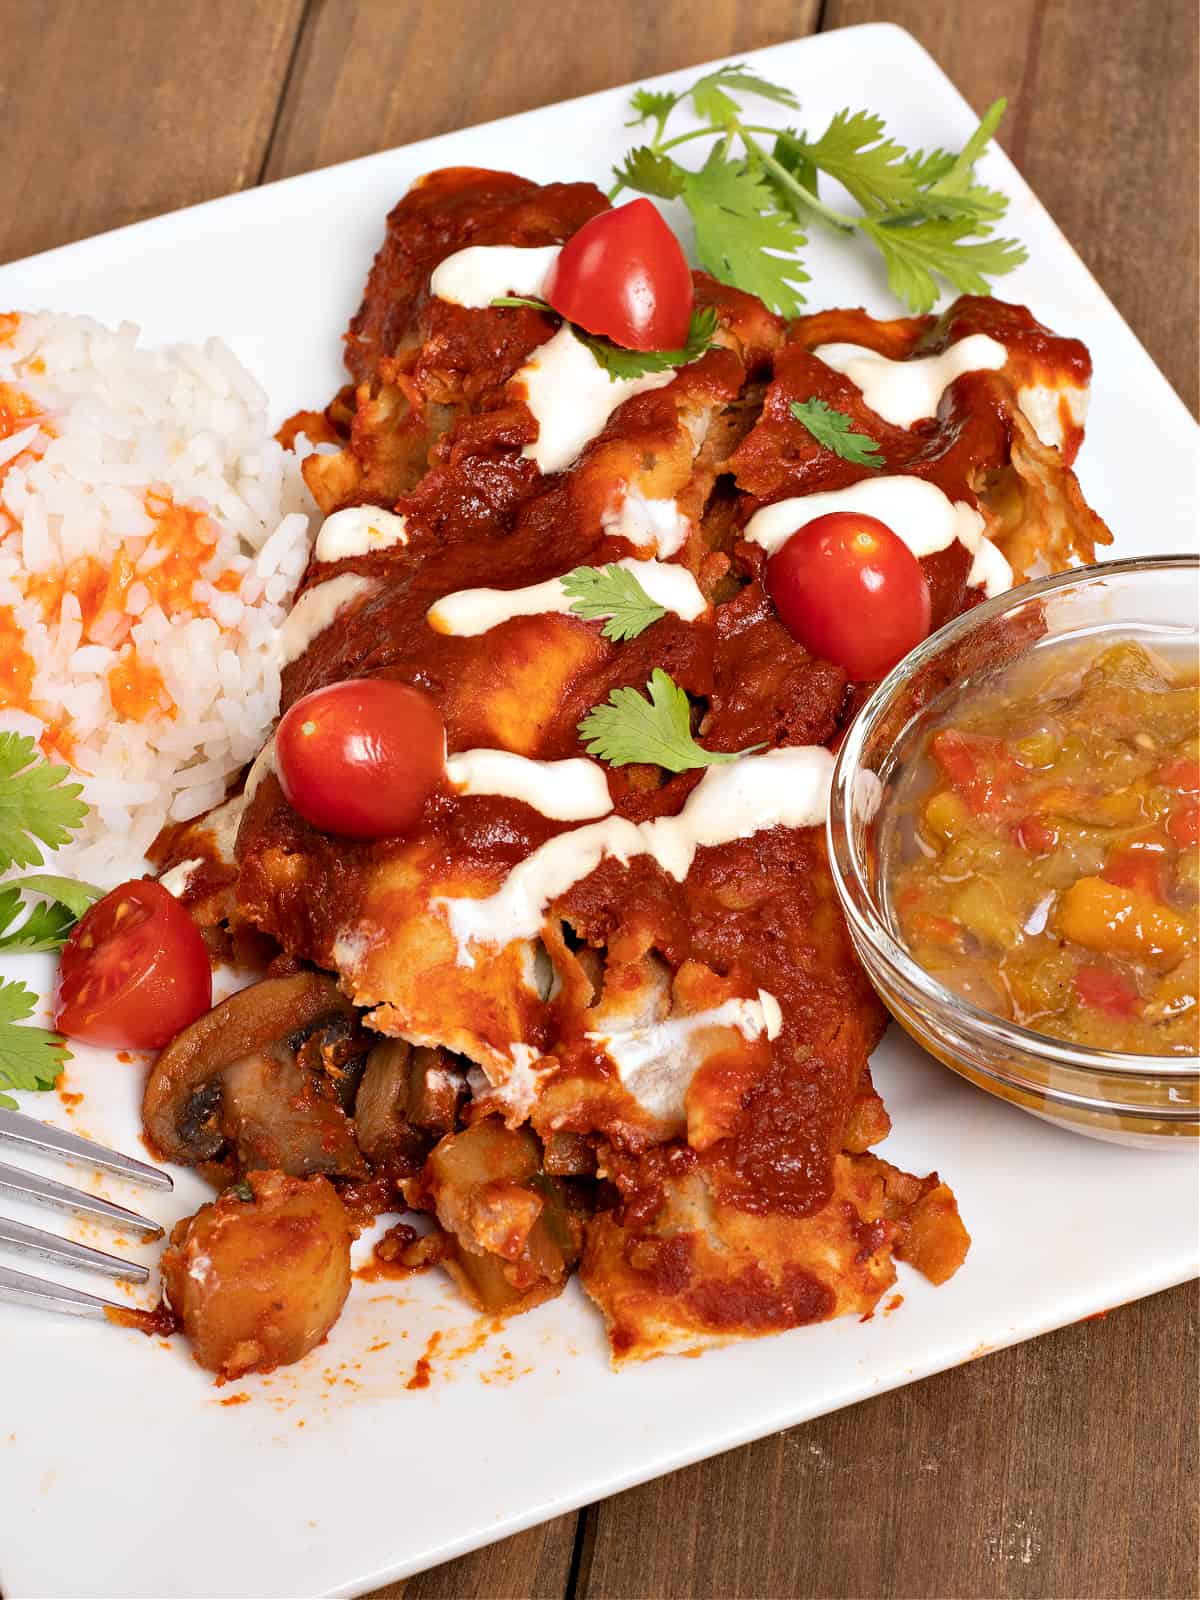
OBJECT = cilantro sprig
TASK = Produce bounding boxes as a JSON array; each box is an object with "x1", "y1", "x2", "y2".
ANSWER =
[
  {"x1": 789, "y1": 399, "x2": 884, "y2": 468},
  {"x1": 0, "y1": 734, "x2": 101, "y2": 1105},
  {"x1": 0, "y1": 979, "x2": 69, "y2": 1109},
  {"x1": 572, "y1": 307, "x2": 717, "y2": 382},
  {"x1": 578, "y1": 667, "x2": 763, "y2": 772},
  {"x1": 612, "y1": 64, "x2": 1025, "y2": 315},
  {"x1": 562, "y1": 565, "x2": 666, "y2": 641}
]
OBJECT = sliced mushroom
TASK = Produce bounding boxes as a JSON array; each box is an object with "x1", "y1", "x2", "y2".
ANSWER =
[
  {"x1": 353, "y1": 1040, "x2": 466, "y2": 1168},
  {"x1": 143, "y1": 973, "x2": 368, "y2": 1182}
]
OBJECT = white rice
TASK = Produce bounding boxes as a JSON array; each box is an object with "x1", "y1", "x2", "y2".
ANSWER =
[{"x1": 0, "y1": 311, "x2": 312, "y2": 884}]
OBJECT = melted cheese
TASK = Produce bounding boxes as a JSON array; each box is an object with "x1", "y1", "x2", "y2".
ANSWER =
[
  {"x1": 427, "y1": 557, "x2": 706, "y2": 636},
  {"x1": 1016, "y1": 380, "x2": 1090, "y2": 451},
  {"x1": 814, "y1": 335, "x2": 1007, "y2": 426},
  {"x1": 315, "y1": 506, "x2": 408, "y2": 563},
  {"x1": 601, "y1": 488, "x2": 690, "y2": 557},
  {"x1": 279, "y1": 575, "x2": 374, "y2": 667},
  {"x1": 445, "y1": 750, "x2": 612, "y2": 821},
  {"x1": 587, "y1": 991, "x2": 781, "y2": 1122},
  {"x1": 515, "y1": 326, "x2": 677, "y2": 475},
  {"x1": 429, "y1": 244, "x2": 561, "y2": 309},
  {"x1": 435, "y1": 744, "x2": 833, "y2": 963},
  {"x1": 744, "y1": 476, "x2": 985, "y2": 561}
]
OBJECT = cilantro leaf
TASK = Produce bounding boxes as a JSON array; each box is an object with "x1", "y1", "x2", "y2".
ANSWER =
[
  {"x1": 491, "y1": 294, "x2": 555, "y2": 312},
  {"x1": 573, "y1": 306, "x2": 718, "y2": 381},
  {"x1": 0, "y1": 978, "x2": 69, "y2": 1109},
  {"x1": 860, "y1": 216, "x2": 1027, "y2": 316},
  {"x1": 0, "y1": 734, "x2": 88, "y2": 871},
  {"x1": 578, "y1": 668, "x2": 762, "y2": 772},
  {"x1": 788, "y1": 109, "x2": 918, "y2": 214},
  {"x1": 683, "y1": 150, "x2": 809, "y2": 316},
  {"x1": 688, "y1": 64, "x2": 799, "y2": 125},
  {"x1": 627, "y1": 88, "x2": 680, "y2": 127},
  {"x1": 789, "y1": 399, "x2": 884, "y2": 468},
  {"x1": 0, "y1": 873, "x2": 103, "y2": 952},
  {"x1": 6, "y1": 874, "x2": 103, "y2": 918},
  {"x1": 612, "y1": 146, "x2": 687, "y2": 200},
  {"x1": 562, "y1": 564, "x2": 667, "y2": 641}
]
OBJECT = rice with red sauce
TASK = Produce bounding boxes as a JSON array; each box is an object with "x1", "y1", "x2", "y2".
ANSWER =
[{"x1": 0, "y1": 310, "x2": 312, "y2": 882}]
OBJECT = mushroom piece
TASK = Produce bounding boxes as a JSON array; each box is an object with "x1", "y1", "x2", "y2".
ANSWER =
[
  {"x1": 161, "y1": 1170, "x2": 352, "y2": 1380},
  {"x1": 354, "y1": 1040, "x2": 467, "y2": 1167},
  {"x1": 143, "y1": 972, "x2": 368, "y2": 1182}
]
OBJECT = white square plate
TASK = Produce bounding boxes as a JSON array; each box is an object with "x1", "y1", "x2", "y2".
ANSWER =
[{"x1": 0, "y1": 23, "x2": 1195, "y2": 1600}]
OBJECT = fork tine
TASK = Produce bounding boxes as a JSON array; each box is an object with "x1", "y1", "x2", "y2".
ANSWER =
[
  {"x1": 0, "y1": 1109, "x2": 172, "y2": 1190},
  {"x1": 0, "y1": 1261, "x2": 127, "y2": 1319},
  {"x1": 0, "y1": 1215, "x2": 149, "y2": 1281},
  {"x1": 0, "y1": 1161, "x2": 163, "y2": 1238}
]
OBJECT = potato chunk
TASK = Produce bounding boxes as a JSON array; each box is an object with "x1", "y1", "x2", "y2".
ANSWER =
[{"x1": 161, "y1": 1170, "x2": 351, "y2": 1380}]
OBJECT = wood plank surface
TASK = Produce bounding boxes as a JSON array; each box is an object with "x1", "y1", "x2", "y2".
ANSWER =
[
  {"x1": 0, "y1": 3, "x2": 1195, "y2": 1598},
  {"x1": 827, "y1": 0, "x2": 1200, "y2": 413},
  {"x1": 0, "y1": 0, "x2": 307, "y2": 265}
]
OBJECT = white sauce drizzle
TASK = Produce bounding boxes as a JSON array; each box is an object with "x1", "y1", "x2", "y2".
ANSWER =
[
  {"x1": 515, "y1": 325, "x2": 677, "y2": 475},
  {"x1": 601, "y1": 487, "x2": 690, "y2": 558},
  {"x1": 481, "y1": 1041, "x2": 553, "y2": 1121},
  {"x1": 1016, "y1": 380, "x2": 1090, "y2": 451},
  {"x1": 814, "y1": 335, "x2": 1008, "y2": 427},
  {"x1": 429, "y1": 244, "x2": 561, "y2": 309},
  {"x1": 314, "y1": 506, "x2": 408, "y2": 563},
  {"x1": 743, "y1": 476, "x2": 985, "y2": 562},
  {"x1": 587, "y1": 991, "x2": 782, "y2": 1123},
  {"x1": 279, "y1": 575, "x2": 374, "y2": 667},
  {"x1": 159, "y1": 856, "x2": 204, "y2": 898},
  {"x1": 445, "y1": 750, "x2": 612, "y2": 821},
  {"x1": 434, "y1": 744, "x2": 833, "y2": 964},
  {"x1": 243, "y1": 737, "x2": 277, "y2": 803},
  {"x1": 427, "y1": 556, "x2": 706, "y2": 636},
  {"x1": 967, "y1": 536, "x2": 1014, "y2": 598}
]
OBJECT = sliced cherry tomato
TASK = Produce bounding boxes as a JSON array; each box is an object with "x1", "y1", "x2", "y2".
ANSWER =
[
  {"x1": 275, "y1": 678, "x2": 445, "y2": 839},
  {"x1": 765, "y1": 512, "x2": 931, "y2": 682},
  {"x1": 1154, "y1": 756, "x2": 1200, "y2": 794},
  {"x1": 1015, "y1": 815, "x2": 1058, "y2": 854},
  {"x1": 55, "y1": 879, "x2": 212, "y2": 1050},
  {"x1": 543, "y1": 199, "x2": 693, "y2": 351},
  {"x1": 1074, "y1": 964, "x2": 1141, "y2": 1019},
  {"x1": 1102, "y1": 836, "x2": 1169, "y2": 901},
  {"x1": 931, "y1": 730, "x2": 1020, "y2": 818}
]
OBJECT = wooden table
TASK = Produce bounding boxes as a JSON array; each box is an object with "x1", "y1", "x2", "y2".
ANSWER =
[{"x1": 2, "y1": 2, "x2": 1195, "y2": 1595}]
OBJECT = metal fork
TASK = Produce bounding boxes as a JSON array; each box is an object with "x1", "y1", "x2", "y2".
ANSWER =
[{"x1": 0, "y1": 1108, "x2": 173, "y2": 1318}]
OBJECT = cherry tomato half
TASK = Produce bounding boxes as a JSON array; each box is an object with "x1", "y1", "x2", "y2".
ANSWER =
[
  {"x1": 765, "y1": 512, "x2": 931, "y2": 681},
  {"x1": 543, "y1": 199, "x2": 693, "y2": 351},
  {"x1": 275, "y1": 678, "x2": 445, "y2": 840},
  {"x1": 55, "y1": 879, "x2": 212, "y2": 1050}
]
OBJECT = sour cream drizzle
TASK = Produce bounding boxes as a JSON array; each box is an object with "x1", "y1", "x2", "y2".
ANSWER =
[
  {"x1": 427, "y1": 557, "x2": 706, "y2": 636},
  {"x1": 429, "y1": 244, "x2": 561, "y2": 309},
  {"x1": 315, "y1": 506, "x2": 408, "y2": 563},
  {"x1": 744, "y1": 475, "x2": 985, "y2": 561},
  {"x1": 445, "y1": 750, "x2": 612, "y2": 821},
  {"x1": 435, "y1": 744, "x2": 833, "y2": 963},
  {"x1": 814, "y1": 335, "x2": 1007, "y2": 427},
  {"x1": 588, "y1": 991, "x2": 782, "y2": 1122},
  {"x1": 279, "y1": 574, "x2": 374, "y2": 667},
  {"x1": 515, "y1": 325, "x2": 677, "y2": 475}
]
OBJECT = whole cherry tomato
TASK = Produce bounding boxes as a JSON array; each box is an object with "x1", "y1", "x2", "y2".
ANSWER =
[
  {"x1": 543, "y1": 199, "x2": 693, "y2": 351},
  {"x1": 765, "y1": 512, "x2": 931, "y2": 681},
  {"x1": 275, "y1": 678, "x2": 445, "y2": 839},
  {"x1": 55, "y1": 879, "x2": 212, "y2": 1049}
]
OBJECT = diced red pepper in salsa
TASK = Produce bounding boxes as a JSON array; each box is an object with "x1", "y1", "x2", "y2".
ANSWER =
[
  {"x1": 1074, "y1": 964, "x2": 1141, "y2": 1019},
  {"x1": 930, "y1": 731, "x2": 1019, "y2": 817}
]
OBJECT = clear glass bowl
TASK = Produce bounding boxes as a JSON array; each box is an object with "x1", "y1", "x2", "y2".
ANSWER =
[{"x1": 827, "y1": 554, "x2": 1199, "y2": 1149}]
